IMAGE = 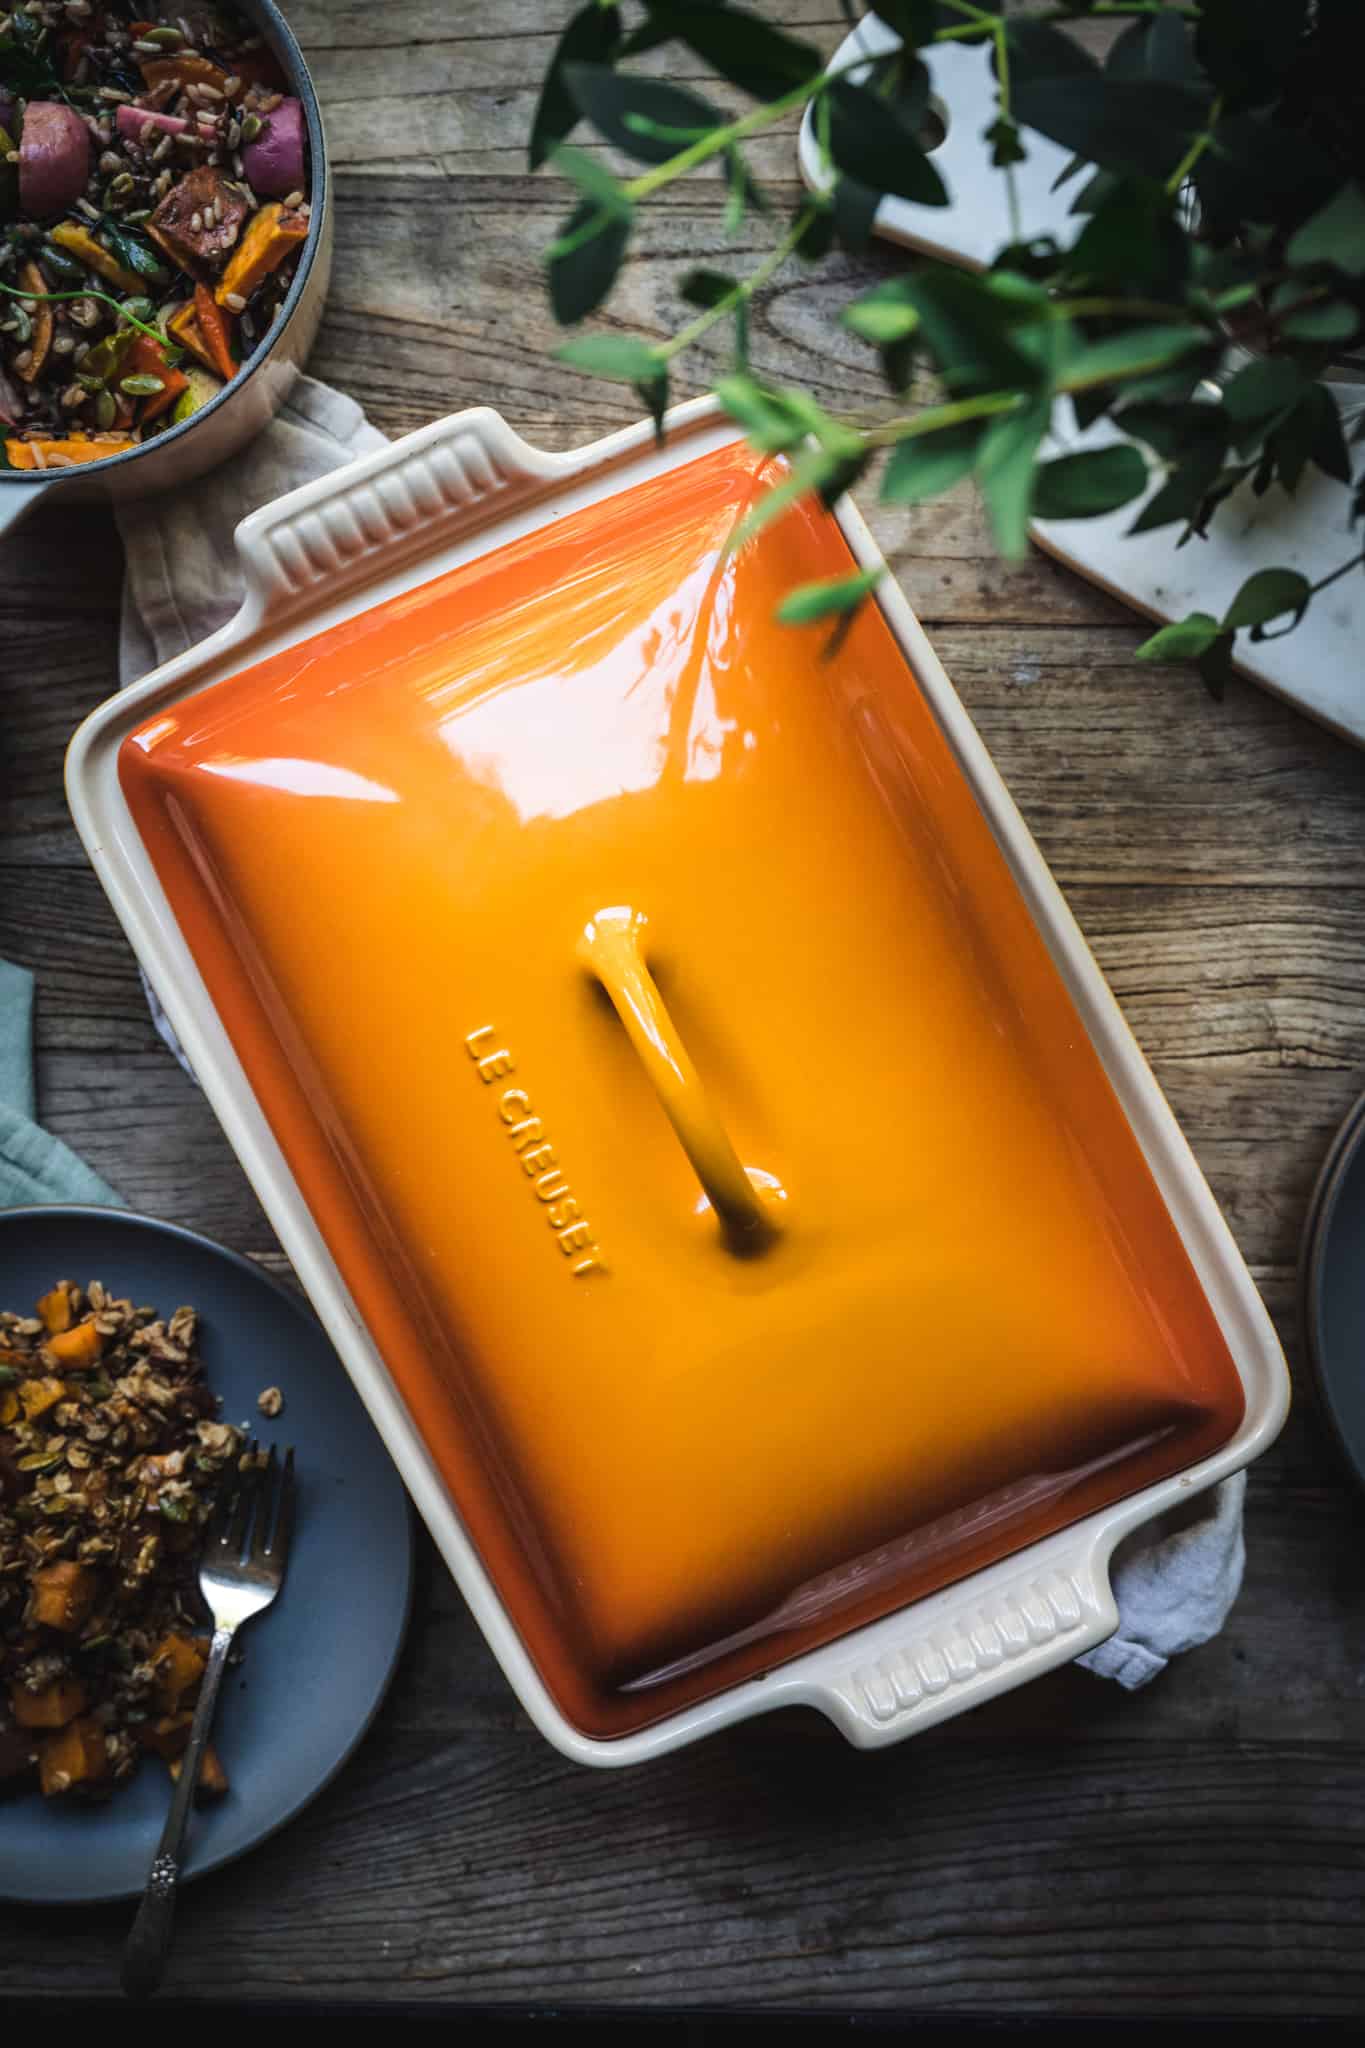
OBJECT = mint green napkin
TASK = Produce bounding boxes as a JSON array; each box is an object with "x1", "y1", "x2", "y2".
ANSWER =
[{"x1": 0, "y1": 957, "x2": 120, "y2": 1209}]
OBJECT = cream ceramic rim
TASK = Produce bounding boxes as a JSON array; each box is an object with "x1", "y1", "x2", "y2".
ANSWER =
[{"x1": 65, "y1": 398, "x2": 1290, "y2": 1765}]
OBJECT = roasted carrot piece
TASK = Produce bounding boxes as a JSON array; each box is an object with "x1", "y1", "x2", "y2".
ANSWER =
[
  {"x1": 3, "y1": 434, "x2": 137, "y2": 470},
  {"x1": 48, "y1": 221, "x2": 145, "y2": 297},
  {"x1": 16, "y1": 261, "x2": 53, "y2": 383},
  {"x1": 215, "y1": 202, "x2": 307, "y2": 307},
  {"x1": 122, "y1": 332, "x2": 189, "y2": 422},
  {"x1": 193, "y1": 283, "x2": 238, "y2": 382}
]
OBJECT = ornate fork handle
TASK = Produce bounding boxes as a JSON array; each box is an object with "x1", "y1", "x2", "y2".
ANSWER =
[{"x1": 122, "y1": 1621, "x2": 235, "y2": 2001}]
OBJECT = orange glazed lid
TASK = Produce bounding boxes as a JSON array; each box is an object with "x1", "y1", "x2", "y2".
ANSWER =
[{"x1": 118, "y1": 438, "x2": 1246, "y2": 1738}]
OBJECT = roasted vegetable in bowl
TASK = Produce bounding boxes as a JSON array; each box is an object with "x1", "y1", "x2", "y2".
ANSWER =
[
  {"x1": 0, "y1": 2, "x2": 311, "y2": 468},
  {"x1": 0, "y1": 1278, "x2": 252, "y2": 1802}
]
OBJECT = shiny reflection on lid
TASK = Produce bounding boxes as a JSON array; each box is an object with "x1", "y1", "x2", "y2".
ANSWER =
[
  {"x1": 195, "y1": 756, "x2": 400, "y2": 803},
  {"x1": 433, "y1": 541, "x2": 749, "y2": 826}
]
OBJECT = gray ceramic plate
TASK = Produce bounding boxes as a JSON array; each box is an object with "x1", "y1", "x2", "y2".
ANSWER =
[
  {"x1": 0, "y1": 1207, "x2": 413, "y2": 1905},
  {"x1": 1301, "y1": 1091, "x2": 1365, "y2": 1493}
]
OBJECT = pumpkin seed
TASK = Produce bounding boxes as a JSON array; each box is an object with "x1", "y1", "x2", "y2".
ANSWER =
[
  {"x1": 239, "y1": 112, "x2": 262, "y2": 144},
  {"x1": 119, "y1": 373, "x2": 164, "y2": 396},
  {"x1": 141, "y1": 24, "x2": 184, "y2": 47},
  {"x1": 93, "y1": 388, "x2": 115, "y2": 428}
]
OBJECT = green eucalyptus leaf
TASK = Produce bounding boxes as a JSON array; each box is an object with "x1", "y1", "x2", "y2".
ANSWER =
[
  {"x1": 1280, "y1": 300, "x2": 1361, "y2": 343},
  {"x1": 642, "y1": 1, "x2": 819, "y2": 102},
  {"x1": 1031, "y1": 444, "x2": 1148, "y2": 519},
  {"x1": 870, "y1": 2, "x2": 939, "y2": 48},
  {"x1": 548, "y1": 143, "x2": 633, "y2": 215},
  {"x1": 723, "y1": 147, "x2": 769, "y2": 233},
  {"x1": 889, "y1": 267, "x2": 1039, "y2": 395},
  {"x1": 1194, "y1": 117, "x2": 1337, "y2": 234},
  {"x1": 1222, "y1": 566, "x2": 1310, "y2": 632},
  {"x1": 1195, "y1": 0, "x2": 1308, "y2": 105},
  {"x1": 563, "y1": 64, "x2": 724, "y2": 166},
  {"x1": 715, "y1": 372, "x2": 807, "y2": 453},
  {"x1": 793, "y1": 202, "x2": 835, "y2": 264},
  {"x1": 976, "y1": 393, "x2": 1051, "y2": 558},
  {"x1": 681, "y1": 268, "x2": 738, "y2": 310},
  {"x1": 1127, "y1": 440, "x2": 1224, "y2": 534},
  {"x1": 843, "y1": 281, "x2": 919, "y2": 345},
  {"x1": 1105, "y1": 11, "x2": 1203, "y2": 89},
  {"x1": 1115, "y1": 399, "x2": 1226, "y2": 462},
  {"x1": 825, "y1": 79, "x2": 947, "y2": 209},
  {"x1": 1066, "y1": 180, "x2": 1188, "y2": 295},
  {"x1": 1197, "y1": 632, "x2": 1236, "y2": 702},
  {"x1": 729, "y1": 445, "x2": 852, "y2": 550},
  {"x1": 1303, "y1": 382, "x2": 1351, "y2": 485},
  {"x1": 1066, "y1": 324, "x2": 1209, "y2": 390},
  {"x1": 636, "y1": 367, "x2": 669, "y2": 443},
  {"x1": 985, "y1": 117, "x2": 1027, "y2": 170},
  {"x1": 1135, "y1": 612, "x2": 1222, "y2": 661},
  {"x1": 881, "y1": 419, "x2": 981, "y2": 505},
  {"x1": 776, "y1": 565, "x2": 883, "y2": 625},
  {"x1": 1287, "y1": 183, "x2": 1365, "y2": 280},
  {"x1": 1221, "y1": 355, "x2": 1310, "y2": 426},
  {"x1": 547, "y1": 199, "x2": 632, "y2": 324},
  {"x1": 832, "y1": 174, "x2": 880, "y2": 252},
  {"x1": 529, "y1": 2, "x2": 621, "y2": 172},
  {"x1": 1010, "y1": 19, "x2": 1208, "y2": 186},
  {"x1": 556, "y1": 333, "x2": 661, "y2": 382}
]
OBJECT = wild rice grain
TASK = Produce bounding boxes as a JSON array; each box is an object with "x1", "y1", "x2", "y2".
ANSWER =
[{"x1": 189, "y1": 211, "x2": 203, "y2": 233}]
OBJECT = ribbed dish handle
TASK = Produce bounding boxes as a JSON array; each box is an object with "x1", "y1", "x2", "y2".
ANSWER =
[
  {"x1": 232, "y1": 407, "x2": 565, "y2": 629},
  {"x1": 800, "y1": 1533, "x2": 1119, "y2": 1748}
]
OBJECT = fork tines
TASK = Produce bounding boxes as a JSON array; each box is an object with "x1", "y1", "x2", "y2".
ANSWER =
[{"x1": 210, "y1": 1441, "x2": 296, "y2": 1571}]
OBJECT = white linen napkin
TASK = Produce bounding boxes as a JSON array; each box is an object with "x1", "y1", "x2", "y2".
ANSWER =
[{"x1": 114, "y1": 373, "x2": 1248, "y2": 1690}]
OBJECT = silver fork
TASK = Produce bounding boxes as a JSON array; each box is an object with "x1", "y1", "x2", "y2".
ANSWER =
[{"x1": 122, "y1": 1443, "x2": 295, "y2": 2001}]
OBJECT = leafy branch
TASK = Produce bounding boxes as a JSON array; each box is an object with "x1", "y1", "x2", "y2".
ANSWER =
[{"x1": 531, "y1": 1, "x2": 1365, "y2": 675}]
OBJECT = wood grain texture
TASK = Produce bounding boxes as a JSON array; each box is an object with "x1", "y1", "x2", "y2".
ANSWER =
[{"x1": 3, "y1": 0, "x2": 1365, "y2": 2017}]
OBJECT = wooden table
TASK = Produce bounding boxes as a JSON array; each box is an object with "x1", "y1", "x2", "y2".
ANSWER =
[{"x1": 4, "y1": 1, "x2": 1365, "y2": 2018}]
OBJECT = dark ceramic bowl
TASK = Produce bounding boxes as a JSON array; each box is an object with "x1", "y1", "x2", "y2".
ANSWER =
[
  {"x1": 1299, "y1": 1088, "x2": 1365, "y2": 1492},
  {"x1": 0, "y1": 0, "x2": 331, "y2": 541}
]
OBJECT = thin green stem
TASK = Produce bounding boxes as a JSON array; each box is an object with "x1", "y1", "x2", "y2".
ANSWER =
[
  {"x1": 866, "y1": 390, "x2": 1024, "y2": 447},
  {"x1": 992, "y1": 19, "x2": 1022, "y2": 245},
  {"x1": 661, "y1": 205, "x2": 820, "y2": 362},
  {"x1": 0, "y1": 279, "x2": 165, "y2": 347},
  {"x1": 1165, "y1": 93, "x2": 1224, "y2": 196},
  {"x1": 1309, "y1": 549, "x2": 1365, "y2": 598}
]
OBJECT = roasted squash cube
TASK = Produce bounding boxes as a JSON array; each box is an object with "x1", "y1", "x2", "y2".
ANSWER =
[
  {"x1": 18, "y1": 1376, "x2": 66, "y2": 1421},
  {"x1": 150, "y1": 1631, "x2": 206, "y2": 1710},
  {"x1": 136, "y1": 1711, "x2": 193, "y2": 1760},
  {"x1": 29, "y1": 1560, "x2": 99, "y2": 1633},
  {"x1": 10, "y1": 1675, "x2": 88, "y2": 1729},
  {"x1": 44, "y1": 1319, "x2": 105, "y2": 1370},
  {"x1": 37, "y1": 1283, "x2": 75, "y2": 1335},
  {"x1": 168, "y1": 1742, "x2": 228, "y2": 1799},
  {"x1": 38, "y1": 1714, "x2": 108, "y2": 1796}
]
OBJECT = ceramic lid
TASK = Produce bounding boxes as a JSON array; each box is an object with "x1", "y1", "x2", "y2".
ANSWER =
[{"x1": 117, "y1": 438, "x2": 1246, "y2": 1738}]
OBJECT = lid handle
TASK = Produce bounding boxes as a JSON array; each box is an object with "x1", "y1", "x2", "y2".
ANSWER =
[{"x1": 578, "y1": 907, "x2": 778, "y2": 1252}]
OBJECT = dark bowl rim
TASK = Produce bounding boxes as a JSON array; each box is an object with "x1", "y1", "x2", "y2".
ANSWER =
[
  {"x1": 0, "y1": 0, "x2": 328, "y2": 494},
  {"x1": 1297, "y1": 1083, "x2": 1365, "y2": 1493},
  {"x1": 0, "y1": 1202, "x2": 416, "y2": 1907}
]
